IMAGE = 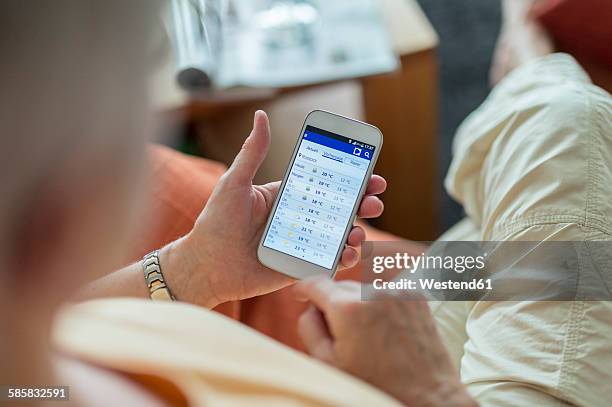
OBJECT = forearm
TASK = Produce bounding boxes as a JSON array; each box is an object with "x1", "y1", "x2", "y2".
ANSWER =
[
  {"x1": 76, "y1": 259, "x2": 149, "y2": 301},
  {"x1": 75, "y1": 236, "x2": 218, "y2": 308}
]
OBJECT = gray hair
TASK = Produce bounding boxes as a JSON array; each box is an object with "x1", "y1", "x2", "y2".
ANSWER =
[{"x1": 0, "y1": 1, "x2": 162, "y2": 253}]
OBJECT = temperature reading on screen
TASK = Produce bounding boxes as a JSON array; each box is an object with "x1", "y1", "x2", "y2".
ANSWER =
[{"x1": 263, "y1": 126, "x2": 374, "y2": 269}]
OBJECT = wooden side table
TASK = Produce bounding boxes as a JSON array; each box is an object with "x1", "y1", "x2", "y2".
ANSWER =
[{"x1": 363, "y1": 0, "x2": 439, "y2": 240}]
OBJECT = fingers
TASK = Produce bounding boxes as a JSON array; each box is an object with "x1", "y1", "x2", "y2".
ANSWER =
[
  {"x1": 294, "y1": 277, "x2": 338, "y2": 313},
  {"x1": 365, "y1": 175, "x2": 387, "y2": 195},
  {"x1": 340, "y1": 246, "x2": 359, "y2": 269},
  {"x1": 357, "y1": 195, "x2": 384, "y2": 218},
  {"x1": 358, "y1": 176, "x2": 385, "y2": 219},
  {"x1": 297, "y1": 305, "x2": 335, "y2": 364},
  {"x1": 341, "y1": 227, "x2": 364, "y2": 269},
  {"x1": 347, "y1": 226, "x2": 365, "y2": 247},
  {"x1": 227, "y1": 110, "x2": 271, "y2": 185}
]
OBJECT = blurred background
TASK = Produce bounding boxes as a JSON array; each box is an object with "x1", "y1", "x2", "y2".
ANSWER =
[
  {"x1": 416, "y1": 0, "x2": 501, "y2": 231},
  {"x1": 155, "y1": 0, "x2": 611, "y2": 241}
]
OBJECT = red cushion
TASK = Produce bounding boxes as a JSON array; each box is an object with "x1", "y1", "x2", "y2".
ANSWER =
[{"x1": 535, "y1": 0, "x2": 612, "y2": 68}]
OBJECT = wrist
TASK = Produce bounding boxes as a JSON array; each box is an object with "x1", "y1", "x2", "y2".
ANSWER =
[{"x1": 158, "y1": 235, "x2": 220, "y2": 309}]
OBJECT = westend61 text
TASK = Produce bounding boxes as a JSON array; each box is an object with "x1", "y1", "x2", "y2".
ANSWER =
[{"x1": 372, "y1": 278, "x2": 493, "y2": 291}]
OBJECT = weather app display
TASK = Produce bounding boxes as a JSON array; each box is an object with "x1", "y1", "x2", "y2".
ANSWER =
[{"x1": 264, "y1": 126, "x2": 374, "y2": 269}]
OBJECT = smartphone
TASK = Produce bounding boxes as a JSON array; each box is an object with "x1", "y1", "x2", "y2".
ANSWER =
[{"x1": 257, "y1": 110, "x2": 383, "y2": 279}]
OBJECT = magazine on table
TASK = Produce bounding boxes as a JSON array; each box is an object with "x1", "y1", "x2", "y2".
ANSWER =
[{"x1": 170, "y1": 0, "x2": 398, "y2": 92}]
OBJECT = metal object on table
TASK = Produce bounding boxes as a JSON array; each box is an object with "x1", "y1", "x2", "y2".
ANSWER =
[
  {"x1": 169, "y1": 0, "x2": 398, "y2": 91},
  {"x1": 170, "y1": 0, "x2": 223, "y2": 90}
]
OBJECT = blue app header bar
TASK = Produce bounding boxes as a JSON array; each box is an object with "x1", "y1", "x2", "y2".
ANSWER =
[{"x1": 303, "y1": 129, "x2": 374, "y2": 161}]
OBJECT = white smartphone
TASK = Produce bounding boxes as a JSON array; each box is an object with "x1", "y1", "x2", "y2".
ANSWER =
[{"x1": 257, "y1": 110, "x2": 383, "y2": 279}]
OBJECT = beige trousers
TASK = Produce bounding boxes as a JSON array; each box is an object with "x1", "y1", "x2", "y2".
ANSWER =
[{"x1": 435, "y1": 53, "x2": 612, "y2": 406}]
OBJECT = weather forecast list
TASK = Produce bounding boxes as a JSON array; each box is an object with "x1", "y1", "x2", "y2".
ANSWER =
[{"x1": 263, "y1": 126, "x2": 374, "y2": 269}]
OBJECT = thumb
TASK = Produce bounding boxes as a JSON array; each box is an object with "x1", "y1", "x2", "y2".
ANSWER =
[{"x1": 227, "y1": 110, "x2": 271, "y2": 184}]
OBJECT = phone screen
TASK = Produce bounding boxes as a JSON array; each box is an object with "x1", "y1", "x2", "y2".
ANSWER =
[{"x1": 263, "y1": 125, "x2": 376, "y2": 269}]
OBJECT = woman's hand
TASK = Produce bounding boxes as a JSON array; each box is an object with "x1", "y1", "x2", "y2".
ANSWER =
[{"x1": 164, "y1": 111, "x2": 387, "y2": 308}]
